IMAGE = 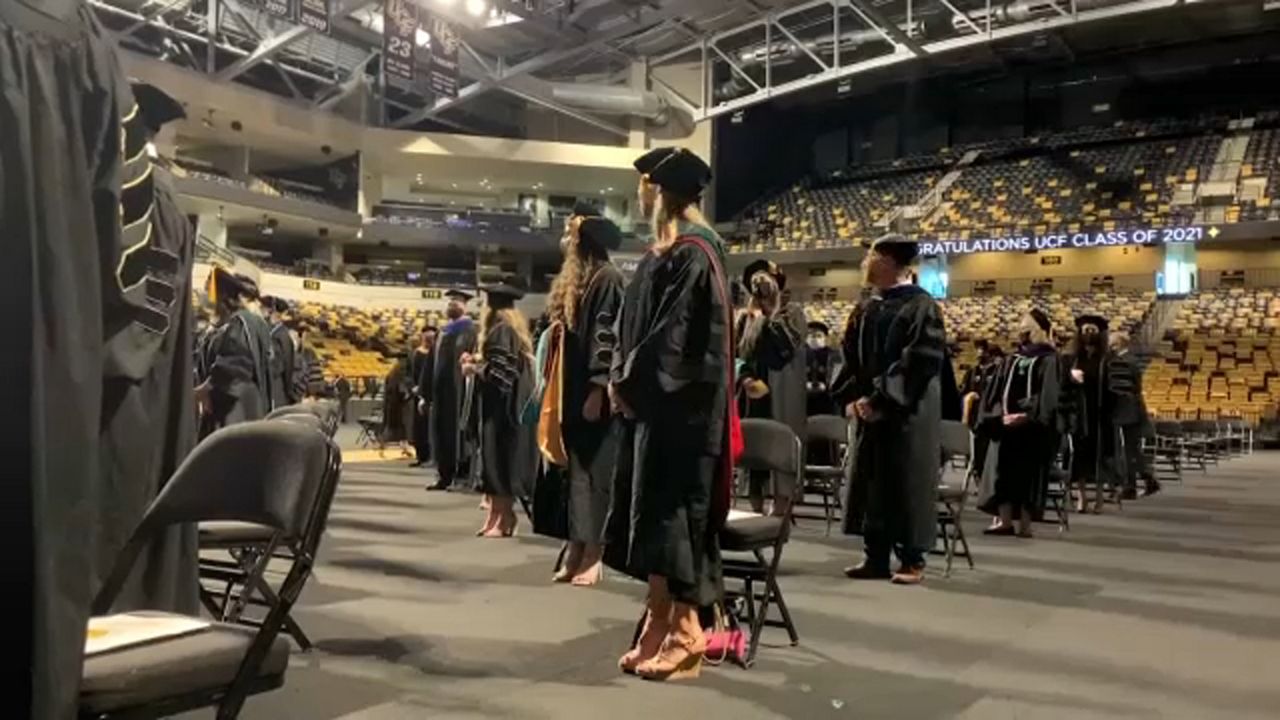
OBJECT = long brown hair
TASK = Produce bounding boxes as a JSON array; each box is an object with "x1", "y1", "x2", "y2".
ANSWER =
[
  {"x1": 547, "y1": 221, "x2": 609, "y2": 328},
  {"x1": 479, "y1": 307, "x2": 534, "y2": 361}
]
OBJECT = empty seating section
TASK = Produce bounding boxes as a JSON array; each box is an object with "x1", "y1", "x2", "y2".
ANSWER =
[
  {"x1": 1146, "y1": 288, "x2": 1280, "y2": 425},
  {"x1": 1241, "y1": 122, "x2": 1279, "y2": 222},
  {"x1": 295, "y1": 302, "x2": 443, "y2": 381},
  {"x1": 742, "y1": 161, "x2": 943, "y2": 252},
  {"x1": 731, "y1": 117, "x2": 1280, "y2": 253},
  {"x1": 927, "y1": 135, "x2": 1215, "y2": 239}
]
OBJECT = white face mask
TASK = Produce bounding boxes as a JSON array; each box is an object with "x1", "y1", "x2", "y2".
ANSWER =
[{"x1": 808, "y1": 336, "x2": 827, "y2": 350}]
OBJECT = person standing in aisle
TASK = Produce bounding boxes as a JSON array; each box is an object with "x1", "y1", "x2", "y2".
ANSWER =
[
  {"x1": 535, "y1": 214, "x2": 625, "y2": 585},
  {"x1": 195, "y1": 268, "x2": 273, "y2": 438},
  {"x1": 410, "y1": 326, "x2": 438, "y2": 467},
  {"x1": 429, "y1": 290, "x2": 479, "y2": 490},
  {"x1": 806, "y1": 321, "x2": 841, "y2": 417},
  {"x1": 833, "y1": 234, "x2": 946, "y2": 586},
  {"x1": 1064, "y1": 315, "x2": 1135, "y2": 512},
  {"x1": 975, "y1": 309, "x2": 1064, "y2": 538},
  {"x1": 263, "y1": 297, "x2": 298, "y2": 409},
  {"x1": 737, "y1": 259, "x2": 807, "y2": 517},
  {"x1": 608, "y1": 147, "x2": 732, "y2": 681},
  {"x1": 1110, "y1": 331, "x2": 1160, "y2": 498},
  {"x1": 462, "y1": 285, "x2": 537, "y2": 537},
  {"x1": 334, "y1": 372, "x2": 352, "y2": 422}
]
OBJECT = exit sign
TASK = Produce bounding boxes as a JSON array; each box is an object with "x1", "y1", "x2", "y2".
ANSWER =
[
  {"x1": 1040, "y1": 255, "x2": 1063, "y2": 266},
  {"x1": 303, "y1": 279, "x2": 321, "y2": 290}
]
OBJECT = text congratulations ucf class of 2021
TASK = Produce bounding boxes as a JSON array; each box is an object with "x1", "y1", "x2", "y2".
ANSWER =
[{"x1": 919, "y1": 224, "x2": 1212, "y2": 256}]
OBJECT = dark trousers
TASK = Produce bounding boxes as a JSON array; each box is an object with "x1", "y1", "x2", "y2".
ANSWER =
[
  {"x1": 413, "y1": 405, "x2": 431, "y2": 462},
  {"x1": 338, "y1": 397, "x2": 350, "y2": 423},
  {"x1": 1120, "y1": 423, "x2": 1151, "y2": 491},
  {"x1": 864, "y1": 529, "x2": 926, "y2": 570}
]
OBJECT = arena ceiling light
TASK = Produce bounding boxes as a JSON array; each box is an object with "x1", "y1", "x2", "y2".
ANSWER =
[{"x1": 465, "y1": 0, "x2": 487, "y2": 17}]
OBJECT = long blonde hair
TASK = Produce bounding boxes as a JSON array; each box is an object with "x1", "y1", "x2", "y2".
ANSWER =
[
  {"x1": 650, "y1": 188, "x2": 711, "y2": 252},
  {"x1": 479, "y1": 307, "x2": 534, "y2": 361}
]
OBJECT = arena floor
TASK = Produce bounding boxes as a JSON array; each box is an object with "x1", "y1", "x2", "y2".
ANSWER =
[{"x1": 188, "y1": 439, "x2": 1280, "y2": 720}]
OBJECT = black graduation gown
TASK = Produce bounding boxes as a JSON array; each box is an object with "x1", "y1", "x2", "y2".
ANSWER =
[
  {"x1": 806, "y1": 345, "x2": 839, "y2": 416},
  {"x1": 411, "y1": 348, "x2": 435, "y2": 460},
  {"x1": 1063, "y1": 349, "x2": 1132, "y2": 486},
  {"x1": 535, "y1": 264, "x2": 625, "y2": 544},
  {"x1": 382, "y1": 360, "x2": 412, "y2": 442},
  {"x1": 976, "y1": 345, "x2": 1063, "y2": 516},
  {"x1": 269, "y1": 322, "x2": 296, "y2": 408},
  {"x1": 478, "y1": 322, "x2": 537, "y2": 499},
  {"x1": 3, "y1": 4, "x2": 147, "y2": 714},
  {"x1": 737, "y1": 302, "x2": 808, "y2": 435},
  {"x1": 431, "y1": 318, "x2": 478, "y2": 483},
  {"x1": 737, "y1": 302, "x2": 807, "y2": 497},
  {"x1": 832, "y1": 284, "x2": 944, "y2": 555},
  {"x1": 606, "y1": 226, "x2": 732, "y2": 607},
  {"x1": 97, "y1": 166, "x2": 199, "y2": 616},
  {"x1": 198, "y1": 308, "x2": 271, "y2": 438}
]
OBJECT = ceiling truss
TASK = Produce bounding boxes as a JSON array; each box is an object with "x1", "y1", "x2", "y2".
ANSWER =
[{"x1": 647, "y1": 0, "x2": 1218, "y2": 122}]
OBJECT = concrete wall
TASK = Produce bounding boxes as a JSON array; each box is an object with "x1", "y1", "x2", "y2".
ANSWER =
[{"x1": 1198, "y1": 239, "x2": 1280, "y2": 287}]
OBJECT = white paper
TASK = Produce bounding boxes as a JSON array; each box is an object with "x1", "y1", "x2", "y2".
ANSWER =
[{"x1": 86, "y1": 612, "x2": 211, "y2": 656}]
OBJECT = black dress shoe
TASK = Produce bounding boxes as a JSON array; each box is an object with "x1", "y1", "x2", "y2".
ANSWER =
[
  {"x1": 1120, "y1": 488, "x2": 1138, "y2": 501},
  {"x1": 426, "y1": 482, "x2": 452, "y2": 492},
  {"x1": 843, "y1": 562, "x2": 892, "y2": 580},
  {"x1": 983, "y1": 525, "x2": 1015, "y2": 536},
  {"x1": 1142, "y1": 481, "x2": 1162, "y2": 497}
]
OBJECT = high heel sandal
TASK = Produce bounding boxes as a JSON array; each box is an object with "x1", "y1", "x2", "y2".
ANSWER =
[
  {"x1": 619, "y1": 597, "x2": 671, "y2": 674},
  {"x1": 636, "y1": 604, "x2": 706, "y2": 682},
  {"x1": 553, "y1": 543, "x2": 583, "y2": 583},
  {"x1": 570, "y1": 562, "x2": 603, "y2": 587}
]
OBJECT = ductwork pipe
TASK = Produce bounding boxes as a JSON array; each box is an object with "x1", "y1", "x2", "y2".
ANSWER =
[
  {"x1": 951, "y1": 0, "x2": 1129, "y2": 33},
  {"x1": 734, "y1": 22, "x2": 923, "y2": 70},
  {"x1": 534, "y1": 80, "x2": 670, "y2": 123}
]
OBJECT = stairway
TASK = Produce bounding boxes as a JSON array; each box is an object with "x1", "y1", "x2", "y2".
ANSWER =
[
  {"x1": 878, "y1": 149, "x2": 981, "y2": 232},
  {"x1": 1194, "y1": 119, "x2": 1253, "y2": 222}
]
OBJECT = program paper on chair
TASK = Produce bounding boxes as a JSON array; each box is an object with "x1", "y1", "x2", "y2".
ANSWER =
[{"x1": 85, "y1": 612, "x2": 211, "y2": 656}]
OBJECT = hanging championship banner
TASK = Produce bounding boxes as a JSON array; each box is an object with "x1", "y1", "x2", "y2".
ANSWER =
[
  {"x1": 383, "y1": 0, "x2": 417, "y2": 82},
  {"x1": 298, "y1": 0, "x2": 330, "y2": 33},
  {"x1": 426, "y1": 13, "x2": 460, "y2": 98},
  {"x1": 263, "y1": 0, "x2": 294, "y2": 21}
]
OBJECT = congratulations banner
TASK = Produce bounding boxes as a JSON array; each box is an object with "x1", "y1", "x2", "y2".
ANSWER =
[{"x1": 919, "y1": 224, "x2": 1218, "y2": 256}]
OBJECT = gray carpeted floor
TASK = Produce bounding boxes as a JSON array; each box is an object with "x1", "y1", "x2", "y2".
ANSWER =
[{"x1": 189, "y1": 447, "x2": 1280, "y2": 719}]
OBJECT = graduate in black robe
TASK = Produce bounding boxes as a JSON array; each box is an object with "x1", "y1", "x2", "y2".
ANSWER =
[
  {"x1": 196, "y1": 268, "x2": 272, "y2": 438},
  {"x1": 264, "y1": 296, "x2": 298, "y2": 409},
  {"x1": 3, "y1": 4, "x2": 134, "y2": 713},
  {"x1": 410, "y1": 326, "x2": 437, "y2": 466},
  {"x1": 381, "y1": 354, "x2": 413, "y2": 456},
  {"x1": 806, "y1": 321, "x2": 840, "y2": 416},
  {"x1": 976, "y1": 309, "x2": 1063, "y2": 538},
  {"x1": 834, "y1": 234, "x2": 945, "y2": 586},
  {"x1": 94, "y1": 83, "x2": 200, "y2": 619},
  {"x1": 608, "y1": 147, "x2": 731, "y2": 681},
  {"x1": 463, "y1": 285, "x2": 537, "y2": 537},
  {"x1": 428, "y1": 290, "x2": 478, "y2": 490},
  {"x1": 535, "y1": 213, "x2": 625, "y2": 585},
  {"x1": 737, "y1": 259, "x2": 807, "y2": 516},
  {"x1": 1063, "y1": 314, "x2": 1136, "y2": 513}
]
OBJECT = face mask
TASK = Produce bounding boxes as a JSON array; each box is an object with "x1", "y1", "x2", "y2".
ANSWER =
[{"x1": 808, "y1": 336, "x2": 826, "y2": 350}]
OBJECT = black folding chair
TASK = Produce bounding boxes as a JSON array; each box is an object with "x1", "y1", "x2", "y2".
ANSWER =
[
  {"x1": 82, "y1": 421, "x2": 340, "y2": 720},
  {"x1": 802, "y1": 414, "x2": 852, "y2": 536},
  {"x1": 198, "y1": 415, "x2": 343, "y2": 652},
  {"x1": 720, "y1": 418, "x2": 803, "y2": 668},
  {"x1": 935, "y1": 420, "x2": 975, "y2": 576},
  {"x1": 266, "y1": 402, "x2": 339, "y2": 438},
  {"x1": 1147, "y1": 421, "x2": 1185, "y2": 484}
]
